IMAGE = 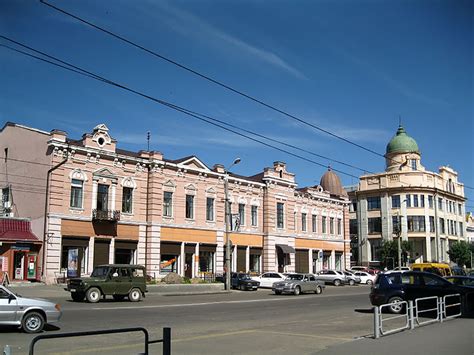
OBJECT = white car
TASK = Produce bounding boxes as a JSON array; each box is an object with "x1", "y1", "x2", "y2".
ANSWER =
[
  {"x1": 251, "y1": 272, "x2": 287, "y2": 288},
  {"x1": 352, "y1": 271, "x2": 376, "y2": 285},
  {"x1": 0, "y1": 285, "x2": 62, "y2": 333}
]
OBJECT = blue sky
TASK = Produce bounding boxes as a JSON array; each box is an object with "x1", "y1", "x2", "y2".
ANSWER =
[{"x1": 1, "y1": 0, "x2": 473, "y2": 207}]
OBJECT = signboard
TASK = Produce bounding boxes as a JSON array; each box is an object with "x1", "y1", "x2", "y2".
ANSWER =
[{"x1": 67, "y1": 248, "x2": 79, "y2": 278}]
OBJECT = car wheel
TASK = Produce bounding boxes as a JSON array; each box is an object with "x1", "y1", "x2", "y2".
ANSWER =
[
  {"x1": 334, "y1": 279, "x2": 341, "y2": 286},
  {"x1": 128, "y1": 288, "x2": 142, "y2": 302},
  {"x1": 388, "y1": 296, "x2": 405, "y2": 314},
  {"x1": 22, "y1": 311, "x2": 45, "y2": 334},
  {"x1": 113, "y1": 295, "x2": 126, "y2": 301},
  {"x1": 367, "y1": 280, "x2": 373, "y2": 285},
  {"x1": 71, "y1": 292, "x2": 85, "y2": 302},
  {"x1": 86, "y1": 287, "x2": 101, "y2": 303},
  {"x1": 349, "y1": 279, "x2": 355, "y2": 286},
  {"x1": 315, "y1": 286, "x2": 322, "y2": 294},
  {"x1": 239, "y1": 284, "x2": 246, "y2": 291},
  {"x1": 294, "y1": 286, "x2": 301, "y2": 296},
  {"x1": 274, "y1": 290, "x2": 282, "y2": 295}
]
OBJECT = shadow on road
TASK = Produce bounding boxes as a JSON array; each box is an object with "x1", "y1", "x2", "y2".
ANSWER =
[
  {"x1": 354, "y1": 308, "x2": 374, "y2": 314},
  {"x1": 0, "y1": 324, "x2": 61, "y2": 334}
]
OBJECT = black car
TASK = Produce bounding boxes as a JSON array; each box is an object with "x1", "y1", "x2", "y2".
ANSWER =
[
  {"x1": 445, "y1": 276, "x2": 474, "y2": 288},
  {"x1": 370, "y1": 271, "x2": 473, "y2": 314},
  {"x1": 231, "y1": 272, "x2": 259, "y2": 291}
]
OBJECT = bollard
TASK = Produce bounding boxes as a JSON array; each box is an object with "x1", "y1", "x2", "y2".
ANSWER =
[
  {"x1": 373, "y1": 306, "x2": 380, "y2": 339},
  {"x1": 3, "y1": 345, "x2": 11, "y2": 355},
  {"x1": 439, "y1": 297, "x2": 444, "y2": 323},
  {"x1": 408, "y1": 301, "x2": 415, "y2": 330},
  {"x1": 163, "y1": 327, "x2": 171, "y2": 355}
]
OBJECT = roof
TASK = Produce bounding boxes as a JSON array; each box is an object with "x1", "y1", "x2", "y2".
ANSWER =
[
  {"x1": 320, "y1": 168, "x2": 348, "y2": 197},
  {"x1": 386, "y1": 125, "x2": 420, "y2": 155},
  {"x1": 0, "y1": 218, "x2": 41, "y2": 244}
]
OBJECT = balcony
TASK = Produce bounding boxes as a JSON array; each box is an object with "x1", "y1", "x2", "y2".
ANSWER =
[{"x1": 92, "y1": 209, "x2": 121, "y2": 222}]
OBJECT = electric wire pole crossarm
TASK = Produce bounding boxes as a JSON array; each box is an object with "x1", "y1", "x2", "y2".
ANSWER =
[{"x1": 224, "y1": 158, "x2": 241, "y2": 291}]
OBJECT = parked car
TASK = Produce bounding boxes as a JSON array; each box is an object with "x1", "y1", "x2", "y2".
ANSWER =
[
  {"x1": 411, "y1": 263, "x2": 452, "y2": 276},
  {"x1": 231, "y1": 272, "x2": 260, "y2": 290},
  {"x1": 343, "y1": 270, "x2": 361, "y2": 285},
  {"x1": 369, "y1": 271, "x2": 471, "y2": 314},
  {"x1": 350, "y1": 266, "x2": 379, "y2": 275},
  {"x1": 315, "y1": 270, "x2": 346, "y2": 286},
  {"x1": 445, "y1": 276, "x2": 474, "y2": 287},
  {"x1": 391, "y1": 267, "x2": 411, "y2": 272},
  {"x1": 65, "y1": 264, "x2": 147, "y2": 303},
  {"x1": 0, "y1": 285, "x2": 62, "y2": 333},
  {"x1": 352, "y1": 271, "x2": 376, "y2": 285},
  {"x1": 251, "y1": 272, "x2": 287, "y2": 288},
  {"x1": 272, "y1": 273, "x2": 325, "y2": 295}
]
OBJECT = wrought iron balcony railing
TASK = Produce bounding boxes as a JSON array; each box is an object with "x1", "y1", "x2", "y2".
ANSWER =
[{"x1": 92, "y1": 209, "x2": 121, "y2": 222}]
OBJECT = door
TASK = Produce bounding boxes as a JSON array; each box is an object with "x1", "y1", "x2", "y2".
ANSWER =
[
  {"x1": 115, "y1": 268, "x2": 132, "y2": 294},
  {"x1": 0, "y1": 288, "x2": 17, "y2": 322},
  {"x1": 185, "y1": 254, "x2": 193, "y2": 278},
  {"x1": 13, "y1": 253, "x2": 24, "y2": 280}
]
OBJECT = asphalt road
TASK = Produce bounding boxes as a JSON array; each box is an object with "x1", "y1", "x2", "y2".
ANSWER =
[{"x1": 1, "y1": 285, "x2": 470, "y2": 354}]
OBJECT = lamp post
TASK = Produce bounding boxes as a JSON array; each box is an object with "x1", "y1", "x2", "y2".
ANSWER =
[{"x1": 225, "y1": 157, "x2": 241, "y2": 291}]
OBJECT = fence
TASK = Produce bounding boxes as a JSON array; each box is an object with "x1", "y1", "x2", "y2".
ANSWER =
[
  {"x1": 374, "y1": 294, "x2": 462, "y2": 338},
  {"x1": 28, "y1": 326, "x2": 171, "y2": 355}
]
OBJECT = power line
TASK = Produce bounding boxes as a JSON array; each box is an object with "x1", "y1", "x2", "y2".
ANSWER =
[
  {"x1": 0, "y1": 37, "x2": 360, "y2": 179},
  {"x1": 39, "y1": 0, "x2": 388, "y2": 160}
]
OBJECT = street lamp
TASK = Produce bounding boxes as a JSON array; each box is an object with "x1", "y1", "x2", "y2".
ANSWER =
[{"x1": 225, "y1": 157, "x2": 241, "y2": 291}]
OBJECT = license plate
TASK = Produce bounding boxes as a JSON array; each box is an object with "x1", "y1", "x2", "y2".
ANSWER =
[{"x1": 70, "y1": 289, "x2": 76, "y2": 292}]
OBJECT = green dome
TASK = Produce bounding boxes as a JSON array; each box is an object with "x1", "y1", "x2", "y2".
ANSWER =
[{"x1": 386, "y1": 125, "x2": 419, "y2": 155}]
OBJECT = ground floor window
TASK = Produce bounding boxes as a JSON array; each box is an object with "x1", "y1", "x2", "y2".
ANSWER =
[
  {"x1": 115, "y1": 248, "x2": 135, "y2": 264},
  {"x1": 199, "y1": 251, "x2": 214, "y2": 273},
  {"x1": 335, "y1": 253, "x2": 342, "y2": 270},
  {"x1": 61, "y1": 245, "x2": 87, "y2": 278},
  {"x1": 249, "y1": 254, "x2": 261, "y2": 273},
  {"x1": 160, "y1": 254, "x2": 178, "y2": 274},
  {"x1": 323, "y1": 253, "x2": 331, "y2": 269}
]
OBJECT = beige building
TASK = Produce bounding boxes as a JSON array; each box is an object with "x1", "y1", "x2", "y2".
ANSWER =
[
  {"x1": 348, "y1": 125, "x2": 467, "y2": 267},
  {"x1": 1, "y1": 122, "x2": 350, "y2": 284}
]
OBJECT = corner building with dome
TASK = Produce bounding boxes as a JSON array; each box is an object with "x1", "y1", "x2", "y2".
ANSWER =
[{"x1": 347, "y1": 125, "x2": 467, "y2": 267}]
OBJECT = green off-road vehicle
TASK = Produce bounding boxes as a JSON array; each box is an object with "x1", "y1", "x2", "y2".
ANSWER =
[{"x1": 65, "y1": 264, "x2": 147, "y2": 303}]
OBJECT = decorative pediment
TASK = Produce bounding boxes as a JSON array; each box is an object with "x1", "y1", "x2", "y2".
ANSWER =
[
  {"x1": 121, "y1": 177, "x2": 137, "y2": 189},
  {"x1": 93, "y1": 124, "x2": 109, "y2": 132},
  {"x1": 163, "y1": 180, "x2": 176, "y2": 191},
  {"x1": 93, "y1": 168, "x2": 117, "y2": 180},
  {"x1": 206, "y1": 187, "x2": 217, "y2": 196},
  {"x1": 185, "y1": 184, "x2": 197, "y2": 194},
  {"x1": 69, "y1": 169, "x2": 88, "y2": 181},
  {"x1": 177, "y1": 157, "x2": 210, "y2": 171}
]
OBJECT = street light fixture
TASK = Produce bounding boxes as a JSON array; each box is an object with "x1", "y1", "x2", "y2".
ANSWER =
[{"x1": 225, "y1": 157, "x2": 241, "y2": 291}]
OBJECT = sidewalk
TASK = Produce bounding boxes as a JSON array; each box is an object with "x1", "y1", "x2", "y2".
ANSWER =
[{"x1": 317, "y1": 317, "x2": 473, "y2": 355}]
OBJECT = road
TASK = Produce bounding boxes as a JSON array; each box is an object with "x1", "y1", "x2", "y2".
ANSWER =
[{"x1": 1, "y1": 285, "x2": 470, "y2": 354}]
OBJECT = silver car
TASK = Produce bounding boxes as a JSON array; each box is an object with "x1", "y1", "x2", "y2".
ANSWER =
[
  {"x1": 0, "y1": 285, "x2": 62, "y2": 333},
  {"x1": 315, "y1": 270, "x2": 346, "y2": 286},
  {"x1": 272, "y1": 273, "x2": 325, "y2": 295}
]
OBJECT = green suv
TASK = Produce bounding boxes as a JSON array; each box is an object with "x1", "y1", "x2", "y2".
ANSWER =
[{"x1": 65, "y1": 264, "x2": 147, "y2": 303}]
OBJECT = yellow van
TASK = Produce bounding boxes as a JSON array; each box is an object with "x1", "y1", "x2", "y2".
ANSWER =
[{"x1": 411, "y1": 263, "x2": 452, "y2": 276}]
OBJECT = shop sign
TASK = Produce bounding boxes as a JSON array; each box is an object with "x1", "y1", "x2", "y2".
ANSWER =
[
  {"x1": 11, "y1": 244, "x2": 31, "y2": 251},
  {"x1": 67, "y1": 248, "x2": 79, "y2": 278}
]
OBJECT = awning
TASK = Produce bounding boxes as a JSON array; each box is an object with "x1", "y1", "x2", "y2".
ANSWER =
[
  {"x1": 276, "y1": 244, "x2": 296, "y2": 254},
  {"x1": 0, "y1": 218, "x2": 41, "y2": 244}
]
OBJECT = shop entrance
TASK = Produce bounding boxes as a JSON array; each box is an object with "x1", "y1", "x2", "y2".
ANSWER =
[
  {"x1": 13, "y1": 252, "x2": 25, "y2": 280},
  {"x1": 185, "y1": 253, "x2": 193, "y2": 278}
]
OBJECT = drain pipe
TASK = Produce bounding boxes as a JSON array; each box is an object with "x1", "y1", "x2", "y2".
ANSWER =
[{"x1": 41, "y1": 156, "x2": 68, "y2": 280}]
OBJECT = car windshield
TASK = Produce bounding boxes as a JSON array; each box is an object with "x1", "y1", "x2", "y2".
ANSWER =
[
  {"x1": 287, "y1": 274, "x2": 304, "y2": 280},
  {"x1": 91, "y1": 266, "x2": 110, "y2": 278},
  {"x1": 239, "y1": 274, "x2": 251, "y2": 280}
]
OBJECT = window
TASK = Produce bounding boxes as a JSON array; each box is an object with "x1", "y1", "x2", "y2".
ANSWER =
[
  {"x1": 239, "y1": 203, "x2": 245, "y2": 226},
  {"x1": 163, "y1": 191, "x2": 173, "y2": 217},
  {"x1": 428, "y1": 195, "x2": 433, "y2": 209},
  {"x1": 407, "y1": 216, "x2": 426, "y2": 232},
  {"x1": 97, "y1": 184, "x2": 109, "y2": 211},
  {"x1": 330, "y1": 217, "x2": 334, "y2": 234},
  {"x1": 251, "y1": 205, "x2": 258, "y2": 226},
  {"x1": 420, "y1": 195, "x2": 425, "y2": 208},
  {"x1": 322, "y1": 216, "x2": 327, "y2": 234},
  {"x1": 276, "y1": 202, "x2": 284, "y2": 228},
  {"x1": 406, "y1": 194, "x2": 411, "y2": 207},
  {"x1": 368, "y1": 217, "x2": 382, "y2": 234},
  {"x1": 429, "y1": 216, "x2": 435, "y2": 232},
  {"x1": 206, "y1": 197, "x2": 214, "y2": 221},
  {"x1": 392, "y1": 195, "x2": 400, "y2": 208},
  {"x1": 367, "y1": 196, "x2": 381, "y2": 210},
  {"x1": 459, "y1": 222, "x2": 463, "y2": 236},
  {"x1": 350, "y1": 200, "x2": 358, "y2": 212},
  {"x1": 438, "y1": 198, "x2": 443, "y2": 211},
  {"x1": 439, "y1": 218, "x2": 445, "y2": 234},
  {"x1": 453, "y1": 220, "x2": 457, "y2": 236},
  {"x1": 312, "y1": 215, "x2": 317, "y2": 233},
  {"x1": 392, "y1": 216, "x2": 400, "y2": 234},
  {"x1": 349, "y1": 219, "x2": 357, "y2": 234},
  {"x1": 337, "y1": 218, "x2": 342, "y2": 235},
  {"x1": 199, "y1": 251, "x2": 214, "y2": 273},
  {"x1": 70, "y1": 179, "x2": 83, "y2": 208},
  {"x1": 301, "y1": 213, "x2": 307, "y2": 231},
  {"x1": 122, "y1": 187, "x2": 133, "y2": 213},
  {"x1": 413, "y1": 195, "x2": 419, "y2": 207},
  {"x1": 458, "y1": 203, "x2": 462, "y2": 215},
  {"x1": 2, "y1": 187, "x2": 11, "y2": 207},
  {"x1": 185, "y1": 195, "x2": 194, "y2": 219},
  {"x1": 411, "y1": 159, "x2": 417, "y2": 171},
  {"x1": 249, "y1": 254, "x2": 261, "y2": 272}
]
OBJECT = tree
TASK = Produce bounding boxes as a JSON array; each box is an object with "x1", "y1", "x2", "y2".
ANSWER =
[
  {"x1": 448, "y1": 241, "x2": 471, "y2": 267},
  {"x1": 379, "y1": 240, "x2": 412, "y2": 268}
]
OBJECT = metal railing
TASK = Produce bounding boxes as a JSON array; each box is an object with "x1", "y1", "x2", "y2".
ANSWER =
[
  {"x1": 374, "y1": 294, "x2": 461, "y2": 338},
  {"x1": 29, "y1": 326, "x2": 171, "y2": 355},
  {"x1": 92, "y1": 209, "x2": 121, "y2": 222}
]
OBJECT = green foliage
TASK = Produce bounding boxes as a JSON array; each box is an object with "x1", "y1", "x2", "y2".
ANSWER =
[
  {"x1": 448, "y1": 241, "x2": 472, "y2": 267},
  {"x1": 380, "y1": 240, "x2": 412, "y2": 268}
]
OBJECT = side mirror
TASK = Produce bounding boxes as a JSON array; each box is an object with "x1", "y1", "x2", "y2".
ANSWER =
[{"x1": 8, "y1": 294, "x2": 16, "y2": 303}]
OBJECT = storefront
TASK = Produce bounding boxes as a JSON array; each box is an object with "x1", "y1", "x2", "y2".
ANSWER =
[
  {"x1": 160, "y1": 242, "x2": 180, "y2": 274},
  {"x1": 0, "y1": 218, "x2": 42, "y2": 283},
  {"x1": 61, "y1": 237, "x2": 89, "y2": 278},
  {"x1": 295, "y1": 249, "x2": 309, "y2": 273},
  {"x1": 115, "y1": 240, "x2": 137, "y2": 264}
]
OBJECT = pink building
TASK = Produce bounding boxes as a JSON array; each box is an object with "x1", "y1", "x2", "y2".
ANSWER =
[{"x1": 1, "y1": 123, "x2": 350, "y2": 284}]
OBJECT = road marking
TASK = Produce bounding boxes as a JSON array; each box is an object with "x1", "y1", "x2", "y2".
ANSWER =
[
  {"x1": 172, "y1": 329, "x2": 256, "y2": 343},
  {"x1": 49, "y1": 342, "x2": 144, "y2": 354},
  {"x1": 254, "y1": 329, "x2": 353, "y2": 341}
]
